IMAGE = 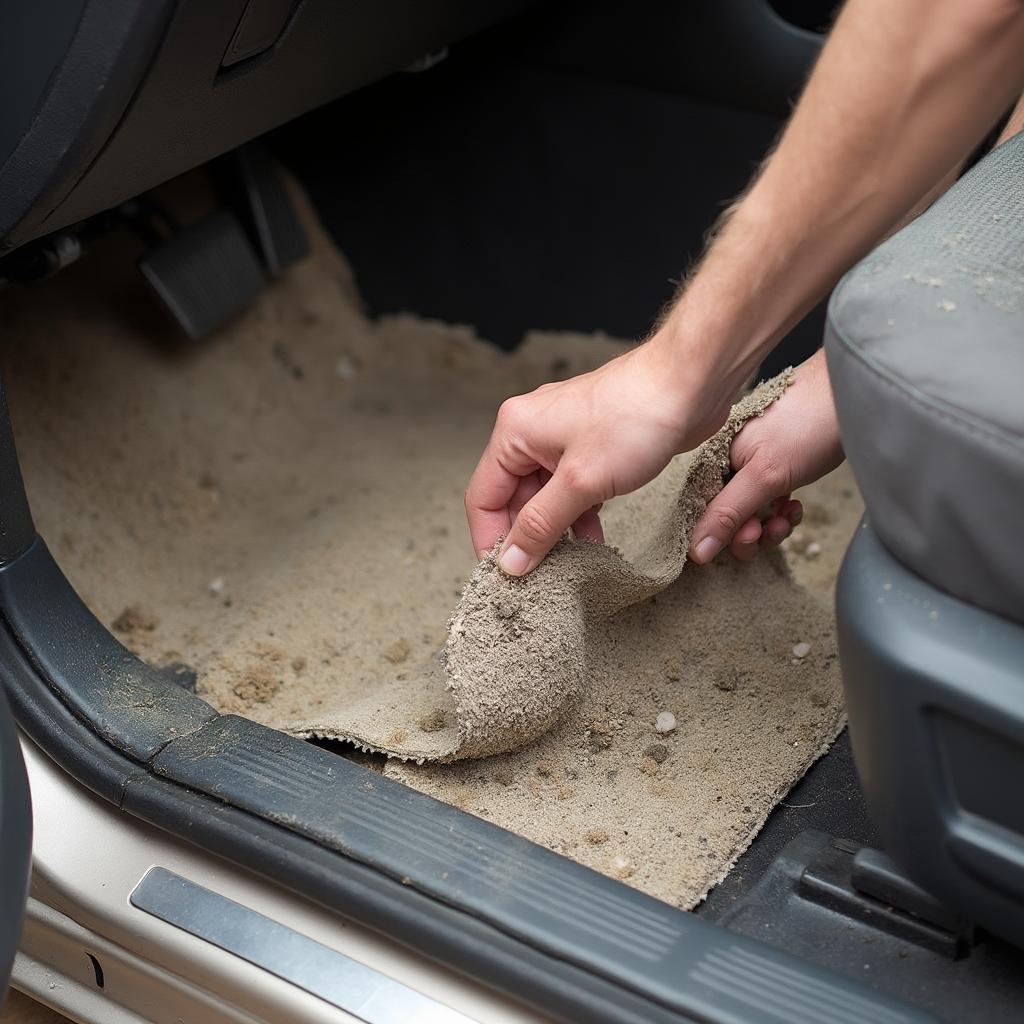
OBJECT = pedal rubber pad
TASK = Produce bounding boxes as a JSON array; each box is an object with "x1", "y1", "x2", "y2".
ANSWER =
[
  {"x1": 138, "y1": 210, "x2": 266, "y2": 340},
  {"x1": 232, "y1": 143, "x2": 310, "y2": 276}
]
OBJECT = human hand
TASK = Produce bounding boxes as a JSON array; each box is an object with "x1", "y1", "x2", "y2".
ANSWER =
[
  {"x1": 688, "y1": 348, "x2": 844, "y2": 565},
  {"x1": 465, "y1": 338, "x2": 738, "y2": 576}
]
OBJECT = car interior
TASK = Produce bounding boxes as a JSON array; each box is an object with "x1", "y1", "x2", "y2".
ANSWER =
[{"x1": 2, "y1": 2, "x2": 1024, "y2": 1023}]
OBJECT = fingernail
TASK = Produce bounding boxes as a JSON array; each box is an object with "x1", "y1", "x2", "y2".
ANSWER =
[
  {"x1": 498, "y1": 543, "x2": 531, "y2": 576},
  {"x1": 790, "y1": 505, "x2": 803, "y2": 526},
  {"x1": 692, "y1": 536, "x2": 722, "y2": 564}
]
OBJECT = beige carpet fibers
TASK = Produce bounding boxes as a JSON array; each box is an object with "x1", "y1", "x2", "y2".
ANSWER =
[{"x1": 0, "y1": 179, "x2": 858, "y2": 908}]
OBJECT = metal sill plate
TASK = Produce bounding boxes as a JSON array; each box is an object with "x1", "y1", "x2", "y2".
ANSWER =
[{"x1": 130, "y1": 866, "x2": 474, "y2": 1024}]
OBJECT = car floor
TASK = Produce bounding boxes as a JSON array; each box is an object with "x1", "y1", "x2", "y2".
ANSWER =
[
  {"x1": 270, "y1": 35, "x2": 859, "y2": 888},
  {"x1": 10, "y1": 21, "x2": 1023, "y2": 1023},
  {"x1": 0, "y1": 35, "x2": 859, "y2": 1024}
]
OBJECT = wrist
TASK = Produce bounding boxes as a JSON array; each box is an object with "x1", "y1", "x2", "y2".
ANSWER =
[
  {"x1": 639, "y1": 321, "x2": 745, "y2": 449},
  {"x1": 648, "y1": 310, "x2": 754, "y2": 403}
]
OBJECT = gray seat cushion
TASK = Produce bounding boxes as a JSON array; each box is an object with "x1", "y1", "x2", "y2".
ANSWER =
[{"x1": 825, "y1": 131, "x2": 1024, "y2": 624}]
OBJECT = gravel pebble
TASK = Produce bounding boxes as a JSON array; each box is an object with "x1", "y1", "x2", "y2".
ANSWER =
[
  {"x1": 611, "y1": 855, "x2": 635, "y2": 879},
  {"x1": 655, "y1": 711, "x2": 677, "y2": 734}
]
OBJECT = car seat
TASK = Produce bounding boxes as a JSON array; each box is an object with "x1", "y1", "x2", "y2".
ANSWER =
[{"x1": 826, "y1": 128, "x2": 1024, "y2": 949}]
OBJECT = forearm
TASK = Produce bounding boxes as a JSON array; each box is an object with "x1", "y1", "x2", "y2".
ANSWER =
[
  {"x1": 656, "y1": 0, "x2": 1024, "y2": 393},
  {"x1": 886, "y1": 86, "x2": 1024, "y2": 239}
]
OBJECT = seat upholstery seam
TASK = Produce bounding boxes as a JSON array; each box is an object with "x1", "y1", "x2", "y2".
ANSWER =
[{"x1": 827, "y1": 310, "x2": 1024, "y2": 464}]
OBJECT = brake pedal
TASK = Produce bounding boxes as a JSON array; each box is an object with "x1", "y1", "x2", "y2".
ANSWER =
[
  {"x1": 217, "y1": 142, "x2": 310, "y2": 277},
  {"x1": 138, "y1": 210, "x2": 266, "y2": 340}
]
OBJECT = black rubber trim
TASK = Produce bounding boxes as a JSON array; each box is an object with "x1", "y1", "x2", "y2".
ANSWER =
[
  {"x1": 4, "y1": 616, "x2": 677, "y2": 1024},
  {"x1": 0, "y1": 540, "x2": 215, "y2": 760},
  {"x1": 0, "y1": 381, "x2": 34, "y2": 566},
  {"x1": 0, "y1": 683, "x2": 31, "y2": 996}
]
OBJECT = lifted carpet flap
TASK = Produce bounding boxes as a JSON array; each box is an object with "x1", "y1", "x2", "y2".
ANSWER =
[{"x1": 309, "y1": 373, "x2": 795, "y2": 763}]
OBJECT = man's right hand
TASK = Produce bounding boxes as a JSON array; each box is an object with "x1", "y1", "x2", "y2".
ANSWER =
[{"x1": 464, "y1": 335, "x2": 740, "y2": 577}]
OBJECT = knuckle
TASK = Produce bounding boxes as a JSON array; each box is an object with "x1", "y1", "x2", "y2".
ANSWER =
[
  {"x1": 559, "y1": 459, "x2": 592, "y2": 495},
  {"x1": 496, "y1": 397, "x2": 525, "y2": 430},
  {"x1": 515, "y1": 503, "x2": 557, "y2": 547},
  {"x1": 752, "y1": 450, "x2": 789, "y2": 495},
  {"x1": 708, "y1": 504, "x2": 745, "y2": 537}
]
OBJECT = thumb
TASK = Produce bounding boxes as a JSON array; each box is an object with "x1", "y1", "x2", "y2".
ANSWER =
[
  {"x1": 689, "y1": 458, "x2": 779, "y2": 564},
  {"x1": 498, "y1": 465, "x2": 596, "y2": 576}
]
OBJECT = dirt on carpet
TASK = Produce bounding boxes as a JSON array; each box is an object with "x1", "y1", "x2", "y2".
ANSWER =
[{"x1": 0, "y1": 173, "x2": 862, "y2": 909}]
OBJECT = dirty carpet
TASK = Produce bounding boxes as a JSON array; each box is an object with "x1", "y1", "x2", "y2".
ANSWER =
[{"x1": 0, "y1": 177, "x2": 859, "y2": 908}]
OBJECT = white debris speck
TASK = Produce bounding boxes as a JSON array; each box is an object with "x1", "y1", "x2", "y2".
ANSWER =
[
  {"x1": 937, "y1": 300, "x2": 957, "y2": 312},
  {"x1": 929, "y1": 609, "x2": 940, "y2": 621},
  {"x1": 792, "y1": 641, "x2": 812, "y2": 659},
  {"x1": 655, "y1": 711, "x2": 677, "y2": 734},
  {"x1": 208, "y1": 577, "x2": 225, "y2": 595},
  {"x1": 886, "y1": 318, "x2": 896, "y2": 326},
  {"x1": 805, "y1": 541, "x2": 822, "y2": 559},
  {"x1": 611, "y1": 855, "x2": 635, "y2": 878},
  {"x1": 335, "y1": 355, "x2": 358, "y2": 380},
  {"x1": 882, "y1": 581, "x2": 893, "y2": 591}
]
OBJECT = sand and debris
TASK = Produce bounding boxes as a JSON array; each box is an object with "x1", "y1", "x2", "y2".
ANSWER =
[
  {"x1": 0, "y1": 173, "x2": 861, "y2": 908},
  {"x1": 350, "y1": 370, "x2": 796, "y2": 764}
]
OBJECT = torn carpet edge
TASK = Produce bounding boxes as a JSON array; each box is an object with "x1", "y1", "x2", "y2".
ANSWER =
[{"x1": 298, "y1": 369, "x2": 794, "y2": 762}]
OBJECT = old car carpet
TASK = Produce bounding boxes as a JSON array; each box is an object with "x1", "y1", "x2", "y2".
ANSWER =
[
  {"x1": 3, "y1": 176, "x2": 846, "y2": 908},
  {"x1": 338, "y1": 372, "x2": 795, "y2": 763}
]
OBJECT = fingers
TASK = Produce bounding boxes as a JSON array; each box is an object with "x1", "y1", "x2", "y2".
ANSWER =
[
  {"x1": 784, "y1": 497, "x2": 803, "y2": 529},
  {"x1": 497, "y1": 465, "x2": 599, "y2": 576},
  {"x1": 688, "y1": 448, "x2": 798, "y2": 565},
  {"x1": 465, "y1": 432, "x2": 542, "y2": 558},
  {"x1": 730, "y1": 516, "x2": 762, "y2": 561},
  {"x1": 762, "y1": 499, "x2": 802, "y2": 548},
  {"x1": 760, "y1": 514, "x2": 792, "y2": 547},
  {"x1": 690, "y1": 478, "x2": 803, "y2": 565},
  {"x1": 690, "y1": 467, "x2": 771, "y2": 565},
  {"x1": 508, "y1": 470, "x2": 546, "y2": 526},
  {"x1": 571, "y1": 505, "x2": 605, "y2": 545},
  {"x1": 465, "y1": 463, "x2": 517, "y2": 560}
]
